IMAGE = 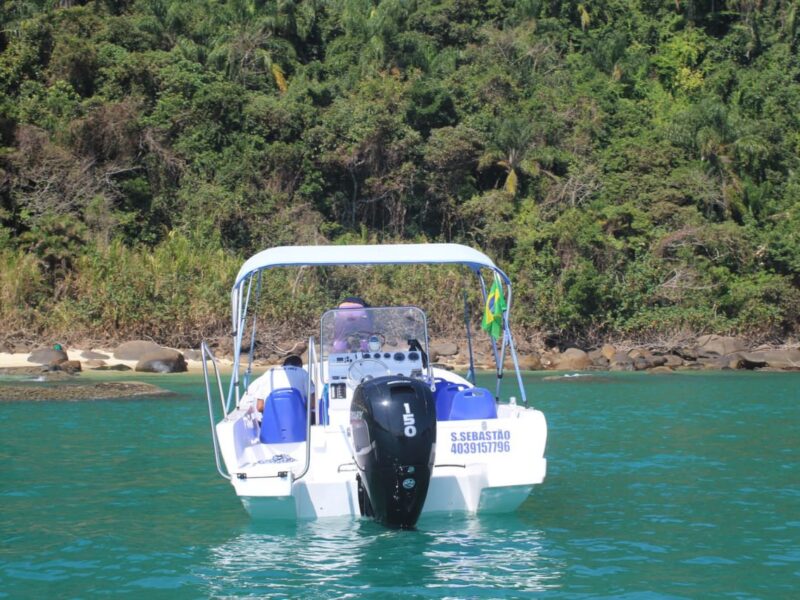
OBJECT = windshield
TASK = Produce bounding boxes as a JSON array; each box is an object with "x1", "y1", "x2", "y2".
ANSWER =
[{"x1": 320, "y1": 306, "x2": 429, "y2": 360}]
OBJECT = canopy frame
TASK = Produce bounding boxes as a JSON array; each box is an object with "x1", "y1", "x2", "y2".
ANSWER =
[{"x1": 227, "y1": 243, "x2": 528, "y2": 411}]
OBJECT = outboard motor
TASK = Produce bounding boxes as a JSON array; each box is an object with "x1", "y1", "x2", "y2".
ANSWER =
[{"x1": 350, "y1": 376, "x2": 436, "y2": 528}]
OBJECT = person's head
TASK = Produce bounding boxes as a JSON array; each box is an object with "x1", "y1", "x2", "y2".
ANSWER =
[
  {"x1": 283, "y1": 355, "x2": 303, "y2": 368},
  {"x1": 338, "y1": 296, "x2": 369, "y2": 309},
  {"x1": 333, "y1": 297, "x2": 371, "y2": 352}
]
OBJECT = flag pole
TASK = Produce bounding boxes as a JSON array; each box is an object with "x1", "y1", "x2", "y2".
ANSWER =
[
  {"x1": 463, "y1": 290, "x2": 475, "y2": 384},
  {"x1": 478, "y1": 272, "x2": 502, "y2": 395}
]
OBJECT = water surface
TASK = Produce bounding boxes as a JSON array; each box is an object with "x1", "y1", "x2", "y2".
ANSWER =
[{"x1": 1, "y1": 371, "x2": 798, "y2": 598}]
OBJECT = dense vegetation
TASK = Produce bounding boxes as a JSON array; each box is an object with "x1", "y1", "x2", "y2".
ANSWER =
[{"x1": 1, "y1": 0, "x2": 799, "y2": 349}]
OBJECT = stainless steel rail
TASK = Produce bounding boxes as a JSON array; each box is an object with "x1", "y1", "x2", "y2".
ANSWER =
[
  {"x1": 293, "y1": 336, "x2": 317, "y2": 481},
  {"x1": 201, "y1": 340, "x2": 231, "y2": 481}
]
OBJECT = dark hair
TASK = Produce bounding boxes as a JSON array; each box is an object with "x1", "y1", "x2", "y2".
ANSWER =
[
  {"x1": 283, "y1": 355, "x2": 303, "y2": 368},
  {"x1": 340, "y1": 296, "x2": 369, "y2": 308}
]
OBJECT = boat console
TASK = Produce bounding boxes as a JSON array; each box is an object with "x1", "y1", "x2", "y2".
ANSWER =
[
  {"x1": 321, "y1": 306, "x2": 431, "y2": 399},
  {"x1": 327, "y1": 349, "x2": 425, "y2": 389}
]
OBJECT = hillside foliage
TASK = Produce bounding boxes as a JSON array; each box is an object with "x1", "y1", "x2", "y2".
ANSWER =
[{"x1": 1, "y1": 0, "x2": 799, "y2": 347}]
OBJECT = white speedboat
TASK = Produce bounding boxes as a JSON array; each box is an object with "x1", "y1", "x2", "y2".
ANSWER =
[{"x1": 202, "y1": 244, "x2": 547, "y2": 528}]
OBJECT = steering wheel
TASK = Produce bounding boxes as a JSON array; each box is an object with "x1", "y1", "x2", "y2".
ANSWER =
[{"x1": 348, "y1": 359, "x2": 390, "y2": 386}]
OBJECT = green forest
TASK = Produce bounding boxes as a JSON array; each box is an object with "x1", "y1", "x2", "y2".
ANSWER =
[{"x1": 1, "y1": 0, "x2": 799, "y2": 349}]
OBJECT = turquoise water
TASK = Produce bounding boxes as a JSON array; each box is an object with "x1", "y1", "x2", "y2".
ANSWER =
[{"x1": 1, "y1": 371, "x2": 799, "y2": 598}]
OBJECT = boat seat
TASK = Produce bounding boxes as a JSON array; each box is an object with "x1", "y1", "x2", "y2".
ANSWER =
[
  {"x1": 448, "y1": 387, "x2": 497, "y2": 421},
  {"x1": 260, "y1": 387, "x2": 307, "y2": 444},
  {"x1": 433, "y1": 379, "x2": 469, "y2": 421}
]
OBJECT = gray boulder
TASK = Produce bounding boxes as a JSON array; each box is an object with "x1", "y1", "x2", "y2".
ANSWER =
[
  {"x1": 589, "y1": 349, "x2": 610, "y2": 368},
  {"x1": 516, "y1": 353, "x2": 543, "y2": 371},
  {"x1": 600, "y1": 344, "x2": 616, "y2": 361},
  {"x1": 739, "y1": 353, "x2": 768, "y2": 369},
  {"x1": 430, "y1": 342, "x2": 459, "y2": 359},
  {"x1": 114, "y1": 340, "x2": 162, "y2": 361},
  {"x1": 94, "y1": 364, "x2": 132, "y2": 371},
  {"x1": 135, "y1": 349, "x2": 187, "y2": 373},
  {"x1": 628, "y1": 347, "x2": 653, "y2": 360},
  {"x1": 741, "y1": 349, "x2": 800, "y2": 370},
  {"x1": 725, "y1": 354, "x2": 749, "y2": 370},
  {"x1": 555, "y1": 348, "x2": 592, "y2": 370},
  {"x1": 698, "y1": 356, "x2": 733, "y2": 370},
  {"x1": 81, "y1": 350, "x2": 110, "y2": 359},
  {"x1": 662, "y1": 354, "x2": 684, "y2": 368},
  {"x1": 27, "y1": 347, "x2": 69, "y2": 365},
  {"x1": 697, "y1": 335, "x2": 747, "y2": 357},
  {"x1": 56, "y1": 360, "x2": 82, "y2": 374},
  {"x1": 609, "y1": 351, "x2": 634, "y2": 371},
  {"x1": 539, "y1": 350, "x2": 559, "y2": 370}
]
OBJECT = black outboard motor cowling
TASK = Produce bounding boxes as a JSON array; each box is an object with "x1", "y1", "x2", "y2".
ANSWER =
[{"x1": 350, "y1": 376, "x2": 436, "y2": 528}]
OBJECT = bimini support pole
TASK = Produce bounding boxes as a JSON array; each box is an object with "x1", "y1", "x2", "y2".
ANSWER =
[
  {"x1": 501, "y1": 281, "x2": 528, "y2": 407},
  {"x1": 242, "y1": 271, "x2": 263, "y2": 393},
  {"x1": 226, "y1": 283, "x2": 242, "y2": 414}
]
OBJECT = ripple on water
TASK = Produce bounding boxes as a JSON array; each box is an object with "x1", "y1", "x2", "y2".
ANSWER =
[{"x1": 195, "y1": 516, "x2": 565, "y2": 597}]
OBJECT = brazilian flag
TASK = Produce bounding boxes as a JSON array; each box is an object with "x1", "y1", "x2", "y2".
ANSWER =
[{"x1": 481, "y1": 275, "x2": 507, "y2": 340}]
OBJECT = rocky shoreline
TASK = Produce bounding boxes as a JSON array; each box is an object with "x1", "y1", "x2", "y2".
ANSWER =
[
  {"x1": 0, "y1": 341, "x2": 202, "y2": 402},
  {"x1": 2, "y1": 334, "x2": 798, "y2": 378},
  {"x1": 1, "y1": 334, "x2": 797, "y2": 403},
  {"x1": 429, "y1": 334, "x2": 800, "y2": 373}
]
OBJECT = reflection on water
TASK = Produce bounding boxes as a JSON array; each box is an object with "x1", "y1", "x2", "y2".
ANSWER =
[{"x1": 201, "y1": 515, "x2": 563, "y2": 598}]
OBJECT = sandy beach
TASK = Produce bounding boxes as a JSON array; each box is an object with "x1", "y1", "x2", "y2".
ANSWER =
[
  {"x1": 0, "y1": 346, "x2": 247, "y2": 401},
  {"x1": 0, "y1": 348, "x2": 234, "y2": 373}
]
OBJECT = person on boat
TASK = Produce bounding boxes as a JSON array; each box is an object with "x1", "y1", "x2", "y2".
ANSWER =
[
  {"x1": 333, "y1": 296, "x2": 373, "y2": 352},
  {"x1": 250, "y1": 355, "x2": 317, "y2": 422},
  {"x1": 338, "y1": 296, "x2": 369, "y2": 310}
]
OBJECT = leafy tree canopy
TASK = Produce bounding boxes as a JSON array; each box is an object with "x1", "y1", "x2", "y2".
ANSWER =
[{"x1": 1, "y1": 0, "x2": 798, "y2": 346}]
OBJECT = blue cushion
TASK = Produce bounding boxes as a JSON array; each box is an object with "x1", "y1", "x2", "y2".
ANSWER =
[
  {"x1": 448, "y1": 387, "x2": 497, "y2": 420},
  {"x1": 260, "y1": 387, "x2": 307, "y2": 443}
]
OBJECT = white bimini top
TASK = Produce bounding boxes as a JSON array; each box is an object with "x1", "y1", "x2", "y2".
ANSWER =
[
  {"x1": 234, "y1": 243, "x2": 506, "y2": 288},
  {"x1": 231, "y1": 243, "x2": 510, "y2": 324}
]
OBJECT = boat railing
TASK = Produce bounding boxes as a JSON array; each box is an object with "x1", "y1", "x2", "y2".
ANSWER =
[
  {"x1": 201, "y1": 340, "x2": 231, "y2": 481},
  {"x1": 293, "y1": 336, "x2": 317, "y2": 481}
]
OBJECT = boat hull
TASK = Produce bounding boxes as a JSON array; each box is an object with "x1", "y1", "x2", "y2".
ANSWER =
[{"x1": 217, "y1": 403, "x2": 547, "y2": 521}]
